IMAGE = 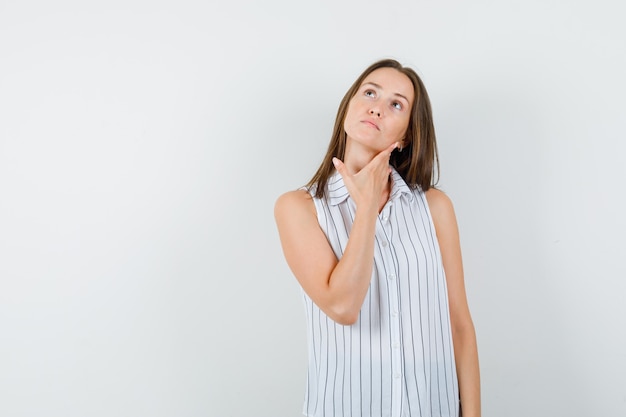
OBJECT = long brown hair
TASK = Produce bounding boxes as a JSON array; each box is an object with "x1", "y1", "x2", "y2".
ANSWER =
[{"x1": 306, "y1": 59, "x2": 439, "y2": 199}]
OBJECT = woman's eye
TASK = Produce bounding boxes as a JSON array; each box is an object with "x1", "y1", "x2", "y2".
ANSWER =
[
  {"x1": 392, "y1": 102, "x2": 403, "y2": 110},
  {"x1": 364, "y1": 90, "x2": 375, "y2": 97}
]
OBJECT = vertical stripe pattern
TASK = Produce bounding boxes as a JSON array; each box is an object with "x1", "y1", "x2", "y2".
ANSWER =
[{"x1": 301, "y1": 168, "x2": 459, "y2": 417}]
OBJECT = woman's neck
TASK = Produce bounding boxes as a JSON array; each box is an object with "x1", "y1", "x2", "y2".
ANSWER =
[{"x1": 342, "y1": 138, "x2": 379, "y2": 174}]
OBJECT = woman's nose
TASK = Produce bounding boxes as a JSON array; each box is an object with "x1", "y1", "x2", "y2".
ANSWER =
[{"x1": 369, "y1": 108, "x2": 381, "y2": 117}]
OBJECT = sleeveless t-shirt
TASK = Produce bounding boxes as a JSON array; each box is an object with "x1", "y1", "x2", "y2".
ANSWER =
[{"x1": 301, "y1": 168, "x2": 459, "y2": 417}]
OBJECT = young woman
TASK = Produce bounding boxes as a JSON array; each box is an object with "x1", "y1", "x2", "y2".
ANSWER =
[{"x1": 275, "y1": 59, "x2": 480, "y2": 417}]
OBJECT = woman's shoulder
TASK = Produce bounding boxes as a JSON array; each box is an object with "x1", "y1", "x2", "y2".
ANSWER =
[
  {"x1": 275, "y1": 188, "x2": 312, "y2": 206},
  {"x1": 425, "y1": 187, "x2": 456, "y2": 225},
  {"x1": 274, "y1": 188, "x2": 316, "y2": 220}
]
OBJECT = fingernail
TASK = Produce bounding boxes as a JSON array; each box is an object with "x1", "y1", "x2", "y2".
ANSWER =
[{"x1": 332, "y1": 157, "x2": 339, "y2": 167}]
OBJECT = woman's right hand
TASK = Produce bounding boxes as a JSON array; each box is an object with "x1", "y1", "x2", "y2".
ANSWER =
[{"x1": 332, "y1": 142, "x2": 398, "y2": 213}]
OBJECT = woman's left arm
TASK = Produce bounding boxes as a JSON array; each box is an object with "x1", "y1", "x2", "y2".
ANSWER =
[{"x1": 426, "y1": 188, "x2": 481, "y2": 417}]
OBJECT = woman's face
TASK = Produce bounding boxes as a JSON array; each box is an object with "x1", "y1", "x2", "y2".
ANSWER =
[{"x1": 343, "y1": 67, "x2": 414, "y2": 153}]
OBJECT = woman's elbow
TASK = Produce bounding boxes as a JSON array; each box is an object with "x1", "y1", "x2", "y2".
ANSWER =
[
  {"x1": 451, "y1": 316, "x2": 476, "y2": 341},
  {"x1": 327, "y1": 305, "x2": 360, "y2": 326}
]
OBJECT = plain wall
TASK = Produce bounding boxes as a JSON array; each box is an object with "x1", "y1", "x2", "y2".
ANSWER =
[{"x1": 1, "y1": 0, "x2": 625, "y2": 416}]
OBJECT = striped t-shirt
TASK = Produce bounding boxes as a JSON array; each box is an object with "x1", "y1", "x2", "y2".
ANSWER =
[{"x1": 302, "y1": 168, "x2": 459, "y2": 417}]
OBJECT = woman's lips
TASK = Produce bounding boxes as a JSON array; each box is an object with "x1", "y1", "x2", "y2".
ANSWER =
[{"x1": 362, "y1": 120, "x2": 380, "y2": 130}]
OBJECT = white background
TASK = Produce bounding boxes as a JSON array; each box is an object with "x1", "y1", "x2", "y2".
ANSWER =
[{"x1": 1, "y1": 1, "x2": 625, "y2": 416}]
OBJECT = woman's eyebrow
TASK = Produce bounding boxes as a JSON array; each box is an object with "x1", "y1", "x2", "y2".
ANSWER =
[{"x1": 362, "y1": 82, "x2": 409, "y2": 103}]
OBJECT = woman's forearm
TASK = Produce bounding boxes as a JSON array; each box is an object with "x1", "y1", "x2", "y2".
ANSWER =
[
  {"x1": 325, "y1": 206, "x2": 379, "y2": 324},
  {"x1": 454, "y1": 323, "x2": 481, "y2": 417}
]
